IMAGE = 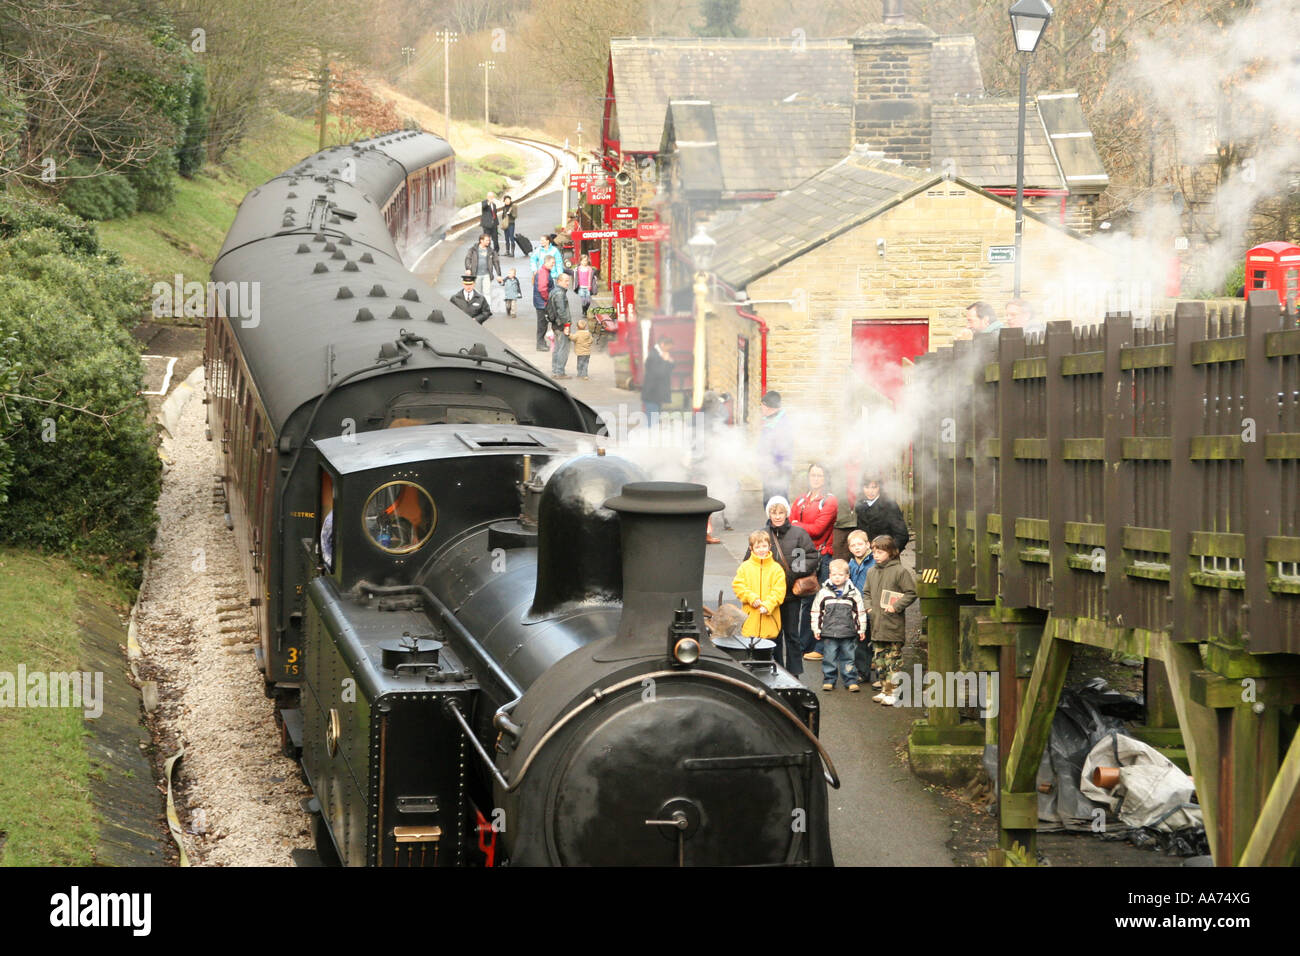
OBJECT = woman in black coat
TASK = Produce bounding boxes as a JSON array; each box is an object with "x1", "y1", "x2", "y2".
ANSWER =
[
  {"x1": 853, "y1": 477, "x2": 909, "y2": 552},
  {"x1": 743, "y1": 495, "x2": 816, "y2": 676}
]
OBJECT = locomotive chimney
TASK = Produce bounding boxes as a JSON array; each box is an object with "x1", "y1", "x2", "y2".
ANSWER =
[
  {"x1": 527, "y1": 455, "x2": 647, "y2": 619},
  {"x1": 882, "y1": 0, "x2": 905, "y2": 24},
  {"x1": 602, "y1": 482, "x2": 724, "y2": 659}
]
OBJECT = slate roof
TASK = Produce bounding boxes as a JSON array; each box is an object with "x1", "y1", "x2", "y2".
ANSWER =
[
  {"x1": 610, "y1": 37, "x2": 855, "y2": 153},
  {"x1": 706, "y1": 149, "x2": 941, "y2": 288},
  {"x1": 931, "y1": 101, "x2": 1064, "y2": 189},
  {"x1": 661, "y1": 101, "x2": 856, "y2": 196}
]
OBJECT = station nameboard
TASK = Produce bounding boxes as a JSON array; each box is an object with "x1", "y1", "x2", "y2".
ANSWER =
[{"x1": 608, "y1": 206, "x2": 639, "y2": 221}]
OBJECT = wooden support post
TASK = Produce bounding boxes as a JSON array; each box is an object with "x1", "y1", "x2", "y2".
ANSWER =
[
  {"x1": 1162, "y1": 642, "x2": 1222, "y2": 862},
  {"x1": 972, "y1": 333, "x2": 999, "y2": 601},
  {"x1": 996, "y1": 328, "x2": 1030, "y2": 608},
  {"x1": 1168, "y1": 303, "x2": 1207, "y2": 639},
  {"x1": 1239, "y1": 723, "x2": 1300, "y2": 866},
  {"x1": 920, "y1": 586, "x2": 959, "y2": 730},
  {"x1": 1044, "y1": 322, "x2": 1073, "y2": 618},
  {"x1": 1102, "y1": 313, "x2": 1137, "y2": 629},
  {"x1": 1144, "y1": 658, "x2": 1179, "y2": 728},
  {"x1": 1219, "y1": 704, "x2": 1280, "y2": 865},
  {"x1": 1004, "y1": 623, "x2": 1073, "y2": 795},
  {"x1": 937, "y1": 346, "x2": 957, "y2": 588},
  {"x1": 953, "y1": 339, "x2": 975, "y2": 595},
  {"x1": 996, "y1": 621, "x2": 1070, "y2": 862},
  {"x1": 1242, "y1": 291, "x2": 1285, "y2": 651}
]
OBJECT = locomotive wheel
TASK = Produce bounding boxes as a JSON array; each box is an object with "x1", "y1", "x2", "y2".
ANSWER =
[{"x1": 312, "y1": 814, "x2": 340, "y2": 867}]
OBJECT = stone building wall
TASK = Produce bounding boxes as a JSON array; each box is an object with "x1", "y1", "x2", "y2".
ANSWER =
[{"x1": 707, "y1": 186, "x2": 1115, "y2": 453}]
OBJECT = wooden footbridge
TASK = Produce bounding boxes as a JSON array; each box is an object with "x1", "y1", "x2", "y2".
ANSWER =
[{"x1": 909, "y1": 291, "x2": 1300, "y2": 866}]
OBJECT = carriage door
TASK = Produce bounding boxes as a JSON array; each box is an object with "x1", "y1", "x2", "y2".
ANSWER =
[{"x1": 851, "y1": 319, "x2": 929, "y2": 404}]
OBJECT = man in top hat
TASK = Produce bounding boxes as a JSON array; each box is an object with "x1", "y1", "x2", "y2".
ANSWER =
[{"x1": 451, "y1": 273, "x2": 493, "y2": 324}]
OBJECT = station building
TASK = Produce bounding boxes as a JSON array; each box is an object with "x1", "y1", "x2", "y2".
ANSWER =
[{"x1": 583, "y1": 8, "x2": 1111, "y2": 433}]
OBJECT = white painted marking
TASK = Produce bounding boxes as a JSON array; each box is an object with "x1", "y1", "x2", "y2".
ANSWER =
[{"x1": 141, "y1": 355, "x2": 179, "y2": 396}]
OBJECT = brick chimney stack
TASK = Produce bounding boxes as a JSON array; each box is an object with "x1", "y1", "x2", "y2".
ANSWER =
[{"x1": 851, "y1": 10, "x2": 936, "y2": 167}]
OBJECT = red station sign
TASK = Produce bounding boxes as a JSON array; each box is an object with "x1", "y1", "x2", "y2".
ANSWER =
[
  {"x1": 608, "y1": 206, "x2": 639, "y2": 221},
  {"x1": 586, "y1": 178, "x2": 615, "y2": 205},
  {"x1": 636, "y1": 221, "x2": 670, "y2": 242},
  {"x1": 568, "y1": 173, "x2": 593, "y2": 189},
  {"x1": 570, "y1": 228, "x2": 638, "y2": 241}
]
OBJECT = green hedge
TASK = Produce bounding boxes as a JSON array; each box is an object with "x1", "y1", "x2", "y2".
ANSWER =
[{"x1": 0, "y1": 199, "x2": 158, "y2": 583}]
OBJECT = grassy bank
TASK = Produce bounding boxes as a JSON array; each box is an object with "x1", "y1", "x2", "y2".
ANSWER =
[
  {"x1": 97, "y1": 111, "x2": 323, "y2": 282},
  {"x1": 0, "y1": 547, "x2": 131, "y2": 865}
]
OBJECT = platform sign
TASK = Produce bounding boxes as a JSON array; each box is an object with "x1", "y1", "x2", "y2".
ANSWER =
[
  {"x1": 987, "y1": 245, "x2": 1016, "y2": 264},
  {"x1": 637, "y1": 221, "x2": 670, "y2": 242},
  {"x1": 608, "y1": 206, "x2": 639, "y2": 221},
  {"x1": 569, "y1": 173, "x2": 593, "y2": 189},
  {"x1": 586, "y1": 178, "x2": 615, "y2": 205},
  {"x1": 570, "y1": 228, "x2": 638, "y2": 240}
]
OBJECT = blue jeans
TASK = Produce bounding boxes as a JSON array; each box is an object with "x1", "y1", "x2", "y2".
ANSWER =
[
  {"x1": 644, "y1": 401, "x2": 661, "y2": 417},
  {"x1": 800, "y1": 554, "x2": 833, "y2": 654},
  {"x1": 552, "y1": 329, "x2": 570, "y2": 375},
  {"x1": 576, "y1": 354, "x2": 590, "y2": 377},
  {"x1": 504, "y1": 224, "x2": 516, "y2": 254},
  {"x1": 821, "y1": 636, "x2": 862, "y2": 687}
]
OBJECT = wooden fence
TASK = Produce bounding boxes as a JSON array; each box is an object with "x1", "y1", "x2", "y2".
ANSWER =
[{"x1": 908, "y1": 291, "x2": 1300, "y2": 866}]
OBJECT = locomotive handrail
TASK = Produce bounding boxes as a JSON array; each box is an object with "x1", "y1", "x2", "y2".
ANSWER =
[
  {"x1": 444, "y1": 699, "x2": 512, "y2": 792},
  {"x1": 506, "y1": 669, "x2": 841, "y2": 792}
]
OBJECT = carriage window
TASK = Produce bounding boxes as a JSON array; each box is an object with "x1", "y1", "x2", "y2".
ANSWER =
[{"x1": 362, "y1": 481, "x2": 436, "y2": 554}]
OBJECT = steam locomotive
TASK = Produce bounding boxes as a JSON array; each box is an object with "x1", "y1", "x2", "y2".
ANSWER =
[{"x1": 206, "y1": 131, "x2": 836, "y2": 865}]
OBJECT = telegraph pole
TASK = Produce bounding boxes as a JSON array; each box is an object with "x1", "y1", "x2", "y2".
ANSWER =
[
  {"x1": 317, "y1": 55, "x2": 331, "y2": 150},
  {"x1": 478, "y1": 60, "x2": 496, "y2": 128},
  {"x1": 435, "y1": 30, "x2": 457, "y2": 143}
]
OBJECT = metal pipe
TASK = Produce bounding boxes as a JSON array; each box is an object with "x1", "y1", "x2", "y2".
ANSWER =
[
  {"x1": 444, "y1": 699, "x2": 511, "y2": 791},
  {"x1": 1014, "y1": 58, "x2": 1028, "y2": 297}
]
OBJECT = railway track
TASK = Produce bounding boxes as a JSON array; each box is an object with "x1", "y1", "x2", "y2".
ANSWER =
[{"x1": 442, "y1": 134, "x2": 575, "y2": 238}]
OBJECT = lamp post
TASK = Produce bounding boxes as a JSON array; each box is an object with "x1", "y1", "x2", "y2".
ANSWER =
[
  {"x1": 434, "y1": 30, "x2": 457, "y2": 143},
  {"x1": 401, "y1": 45, "x2": 415, "y2": 83},
  {"x1": 478, "y1": 60, "x2": 496, "y2": 128},
  {"x1": 1009, "y1": 0, "x2": 1052, "y2": 298},
  {"x1": 688, "y1": 224, "x2": 716, "y2": 411}
]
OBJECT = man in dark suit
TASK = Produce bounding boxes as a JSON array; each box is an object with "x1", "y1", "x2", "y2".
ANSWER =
[
  {"x1": 641, "y1": 337, "x2": 673, "y2": 416},
  {"x1": 480, "y1": 192, "x2": 499, "y2": 253},
  {"x1": 451, "y1": 273, "x2": 492, "y2": 324}
]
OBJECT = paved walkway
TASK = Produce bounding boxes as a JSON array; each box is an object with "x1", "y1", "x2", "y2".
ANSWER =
[{"x1": 414, "y1": 188, "x2": 956, "y2": 866}]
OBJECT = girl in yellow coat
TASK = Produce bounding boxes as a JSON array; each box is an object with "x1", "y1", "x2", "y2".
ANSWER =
[{"x1": 732, "y1": 530, "x2": 786, "y2": 639}]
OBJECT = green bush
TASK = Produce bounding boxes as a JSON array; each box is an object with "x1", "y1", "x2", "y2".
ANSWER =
[
  {"x1": 58, "y1": 162, "x2": 139, "y2": 221},
  {"x1": 127, "y1": 150, "x2": 178, "y2": 212},
  {"x1": 0, "y1": 202, "x2": 158, "y2": 581},
  {"x1": 0, "y1": 197, "x2": 108, "y2": 259}
]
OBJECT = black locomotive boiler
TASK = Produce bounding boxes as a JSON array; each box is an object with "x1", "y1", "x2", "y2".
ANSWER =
[{"x1": 298, "y1": 425, "x2": 838, "y2": 866}]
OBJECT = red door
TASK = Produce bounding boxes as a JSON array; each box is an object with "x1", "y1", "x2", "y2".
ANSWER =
[{"x1": 851, "y1": 319, "x2": 929, "y2": 404}]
